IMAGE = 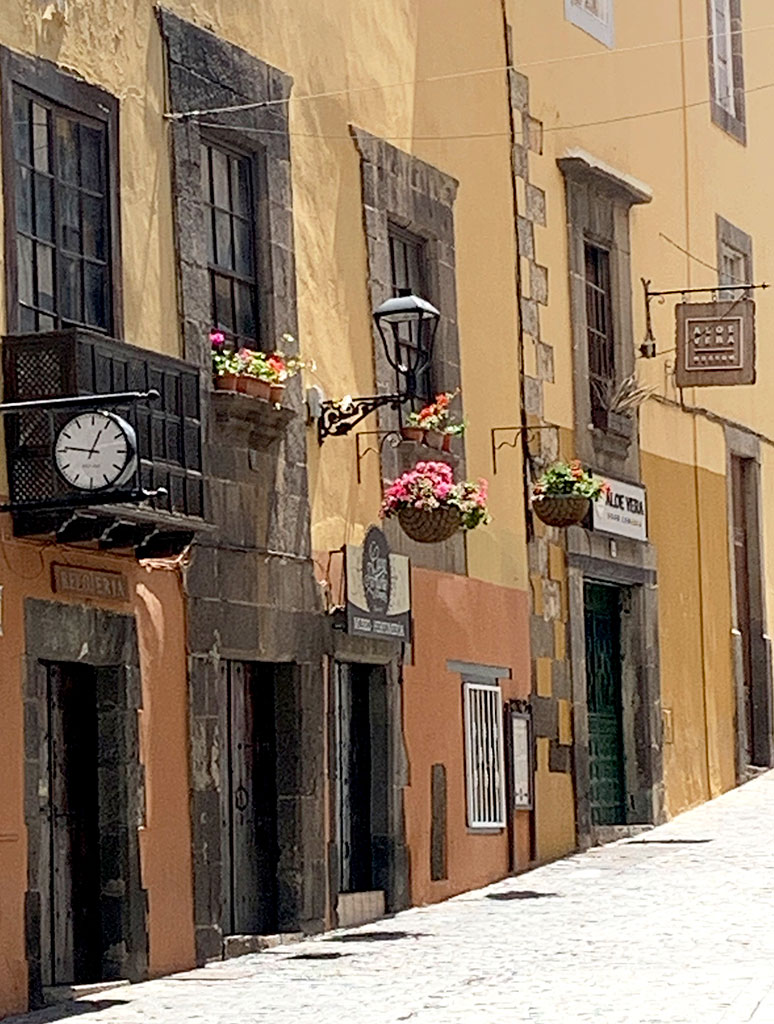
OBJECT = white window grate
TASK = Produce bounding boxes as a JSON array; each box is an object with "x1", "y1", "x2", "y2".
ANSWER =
[{"x1": 463, "y1": 680, "x2": 506, "y2": 829}]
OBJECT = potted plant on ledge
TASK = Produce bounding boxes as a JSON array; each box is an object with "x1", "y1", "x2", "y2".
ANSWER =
[
  {"x1": 380, "y1": 460, "x2": 490, "y2": 543},
  {"x1": 211, "y1": 331, "x2": 313, "y2": 402},
  {"x1": 402, "y1": 391, "x2": 465, "y2": 450},
  {"x1": 532, "y1": 459, "x2": 609, "y2": 527}
]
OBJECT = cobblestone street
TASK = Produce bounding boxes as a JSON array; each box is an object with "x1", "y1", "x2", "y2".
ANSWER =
[{"x1": 11, "y1": 771, "x2": 774, "y2": 1024}]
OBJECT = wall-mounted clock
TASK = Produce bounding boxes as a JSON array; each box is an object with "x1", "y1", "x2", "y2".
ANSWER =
[{"x1": 54, "y1": 411, "x2": 138, "y2": 492}]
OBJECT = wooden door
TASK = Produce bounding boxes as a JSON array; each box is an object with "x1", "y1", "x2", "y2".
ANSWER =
[
  {"x1": 585, "y1": 584, "x2": 626, "y2": 826},
  {"x1": 731, "y1": 455, "x2": 756, "y2": 762},
  {"x1": 227, "y1": 662, "x2": 278, "y2": 935},
  {"x1": 336, "y1": 664, "x2": 373, "y2": 894},
  {"x1": 48, "y1": 663, "x2": 102, "y2": 984}
]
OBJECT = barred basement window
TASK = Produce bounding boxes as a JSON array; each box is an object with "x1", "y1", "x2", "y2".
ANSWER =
[{"x1": 463, "y1": 680, "x2": 506, "y2": 829}]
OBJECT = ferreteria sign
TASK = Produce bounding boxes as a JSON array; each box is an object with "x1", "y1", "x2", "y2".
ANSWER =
[
  {"x1": 345, "y1": 526, "x2": 411, "y2": 640},
  {"x1": 592, "y1": 476, "x2": 648, "y2": 541},
  {"x1": 52, "y1": 564, "x2": 130, "y2": 601}
]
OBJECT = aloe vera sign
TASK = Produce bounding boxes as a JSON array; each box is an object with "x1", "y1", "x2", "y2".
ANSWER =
[{"x1": 592, "y1": 476, "x2": 647, "y2": 541}]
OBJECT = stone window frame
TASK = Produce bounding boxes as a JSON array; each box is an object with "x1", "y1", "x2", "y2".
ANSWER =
[
  {"x1": 716, "y1": 214, "x2": 753, "y2": 298},
  {"x1": 706, "y1": 0, "x2": 746, "y2": 145},
  {"x1": 350, "y1": 126, "x2": 462, "y2": 432},
  {"x1": 0, "y1": 45, "x2": 123, "y2": 338},
  {"x1": 564, "y1": 0, "x2": 615, "y2": 48},
  {"x1": 157, "y1": 7, "x2": 298, "y2": 371},
  {"x1": 351, "y1": 126, "x2": 466, "y2": 574},
  {"x1": 558, "y1": 149, "x2": 651, "y2": 469}
]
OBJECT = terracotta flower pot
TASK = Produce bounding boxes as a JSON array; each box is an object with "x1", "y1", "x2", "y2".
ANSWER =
[
  {"x1": 269, "y1": 383, "x2": 285, "y2": 404},
  {"x1": 442, "y1": 434, "x2": 451, "y2": 452},
  {"x1": 397, "y1": 505, "x2": 462, "y2": 543},
  {"x1": 532, "y1": 494, "x2": 590, "y2": 528},
  {"x1": 424, "y1": 429, "x2": 445, "y2": 450},
  {"x1": 238, "y1": 376, "x2": 272, "y2": 400},
  {"x1": 214, "y1": 373, "x2": 239, "y2": 392},
  {"x1": 401, "y1": 426, "x2": 425, "y2": 443}
]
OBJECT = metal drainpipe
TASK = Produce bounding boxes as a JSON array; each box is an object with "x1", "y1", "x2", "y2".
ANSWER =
[{"x1": 499, "y1": 0, "x2": 535, "y2": 544}]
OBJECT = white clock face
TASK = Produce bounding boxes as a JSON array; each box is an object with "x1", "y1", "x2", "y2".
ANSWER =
[{"x1": 54, "y1": 412, "x2": 136, "y2": 491}]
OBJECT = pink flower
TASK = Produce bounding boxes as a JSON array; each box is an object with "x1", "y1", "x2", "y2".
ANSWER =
[{"x1": 210, "y1": 330, "x2": 225, "y2": 348}]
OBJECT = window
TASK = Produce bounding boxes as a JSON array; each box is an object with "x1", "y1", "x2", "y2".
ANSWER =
[
  {"x1": 711, "y1": 0, "x2": 735, "y2": 115},
  {"x1": 720, "y1": 243, "x2": 746, "y2": 300},
  {"x1": 201, "y1": 141, "x2": 258, "y2": 348},
  {"x1": 707, "y1": 0, "x2": 745, "y2": 143},
  {"x1": 584, "y1": 242, "x2": 614, "y2": 429},
  {"x1": 11, "y1": 90, "x2": 111, "y2": 334},
  {"x1": 463, "y1": 680, "x2": 506, "y2": 830},
  {"x1": 388, "y1": 225, "x2": 433, "y2": 405},
  {"x1": 565, "y1": 0, "x2": 614, "y2": 48},
  {"x1": 716, "y1": 215, "x2": 752, "y2": 301}
]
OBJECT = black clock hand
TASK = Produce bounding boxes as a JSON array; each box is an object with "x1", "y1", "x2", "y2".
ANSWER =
[
  {"x1": 87, "y1": 425, "x2": 107, "y2": 458},
  {"x1": 60, "y1": 446, "x2": 95, "y2": 453}
]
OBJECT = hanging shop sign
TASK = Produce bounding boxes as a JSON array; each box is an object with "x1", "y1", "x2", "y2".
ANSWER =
[
  {"x1": 345, "y1": 526, "x2": 411, "y2": 640},
  {"x1": 592, "y1": 476, "x2": 647, "y2": 541},
  {"x1": 52, "y1": 564, "x2": 130, "y2": 601},
  {"x1": 675, "y1": 299, "x2": 756, "y2": 388}
]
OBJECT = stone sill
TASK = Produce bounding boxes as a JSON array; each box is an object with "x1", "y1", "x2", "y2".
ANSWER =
[{"x1": 211, "y1": 389, "x2": 296, "y2": 449}]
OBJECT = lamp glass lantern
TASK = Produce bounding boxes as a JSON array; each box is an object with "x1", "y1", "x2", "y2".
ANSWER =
[{"x1": 373, "y1": 290, "x2": 441, "y2": 401}]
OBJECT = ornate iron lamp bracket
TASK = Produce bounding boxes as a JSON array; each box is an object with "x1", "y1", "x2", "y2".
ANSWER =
[{"x1": 318, "y1": 392, "x2": 405, "y2": 444}]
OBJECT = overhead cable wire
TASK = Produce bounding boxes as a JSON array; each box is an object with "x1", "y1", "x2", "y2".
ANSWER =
[
  {"x1": 164, "y1": 21, "x2": 774, "y2": 122},
  {"x1": 190, "y1": 77, "x2": 774, "y2": 142}
]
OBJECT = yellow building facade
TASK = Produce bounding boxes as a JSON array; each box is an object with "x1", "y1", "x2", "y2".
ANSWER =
[
  {"x1": 507, "y1": 0, "x2": 773, "y2": 859},
  {"x1": 0, "y1": 0, "x2": 534, "y2": 1015}
]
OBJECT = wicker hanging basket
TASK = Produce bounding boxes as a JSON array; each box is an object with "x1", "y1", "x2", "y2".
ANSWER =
[
  {"x1": 532, "y1": 494, "x2": 590, "y2": 528},
  {"x1": 397, "y1": 504, "x2": 462, "y2": 543}
]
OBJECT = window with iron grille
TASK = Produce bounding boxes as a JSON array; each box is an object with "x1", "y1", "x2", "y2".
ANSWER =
[
  {"x1": 389, "y1": 224, "x2": 434, "y2": 406},
  {"x1": 201, "y1": 141, "x2": 259, "y2": 349},
  {"x1": 11, "y1": 89, "x2": 112, "y2": 334},
  {"x1": 463, "y1": 680, "x2": 506, "y2": 830},
  {"x1": 584, "y1": 242, "x2": 614, "y2": 430}
]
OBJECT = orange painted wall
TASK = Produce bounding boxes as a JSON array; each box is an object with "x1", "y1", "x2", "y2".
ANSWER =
[
  {"x1": 0, "y1": 531, "x2": 195, "y2": 1017},
  {"x1": 404, "y1": 568, "x2": 531, "y2": 906}
]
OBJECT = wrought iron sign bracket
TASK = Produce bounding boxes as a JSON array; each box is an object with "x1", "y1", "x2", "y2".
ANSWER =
[
  {"x1": 491, "y1": 425, "x2": 556, "y2": 475},
  {"x1": 640, "y1": 278, "x2": 769, "y2": 358},
  {"x1": 318, "y1": 392, "x2": 405, "y2": 444},
  {"x1": 355, "y1": 429, "x2": 408, "y2": 484}
]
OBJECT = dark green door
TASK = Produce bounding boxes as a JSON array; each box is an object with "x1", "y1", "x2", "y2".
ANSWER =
[{"x1": 584, "y1": 583, "x2": 626, "y2": 825}]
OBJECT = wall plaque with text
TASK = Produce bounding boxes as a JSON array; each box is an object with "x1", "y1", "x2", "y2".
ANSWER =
[
  {"x1": 675, "y1": 299, "x2": 756, "y2": 388},
  {"x1": 52, "y1": 564, "x2": 130, "y2": 602},
  {"x1": 345, "y1": 526, "x2": 410, "y2": 641}
]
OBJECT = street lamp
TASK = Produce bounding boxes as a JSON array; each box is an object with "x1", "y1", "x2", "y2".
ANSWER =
[{"x1": 317, "y1": 290, "x2": 441, "y2": 443}]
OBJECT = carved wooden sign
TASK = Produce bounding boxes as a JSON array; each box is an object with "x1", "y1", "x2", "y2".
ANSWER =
[{"x1": 675, "y1": 299, "x2": 756, "y2": 388}]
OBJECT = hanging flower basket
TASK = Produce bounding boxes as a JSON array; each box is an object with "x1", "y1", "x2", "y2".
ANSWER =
[
  {"x1": 532, "y1": 494, "x2": 590, "y2": 527},
  {"x1": 381, "y1": 461, "x2": 490, "y2": 544},
  {"x1": 397, "y1": 504, "x2": 462, "y2": 543},
  {"x1": 531, "y1": 460, "x2": 609, "y2": 528}
]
